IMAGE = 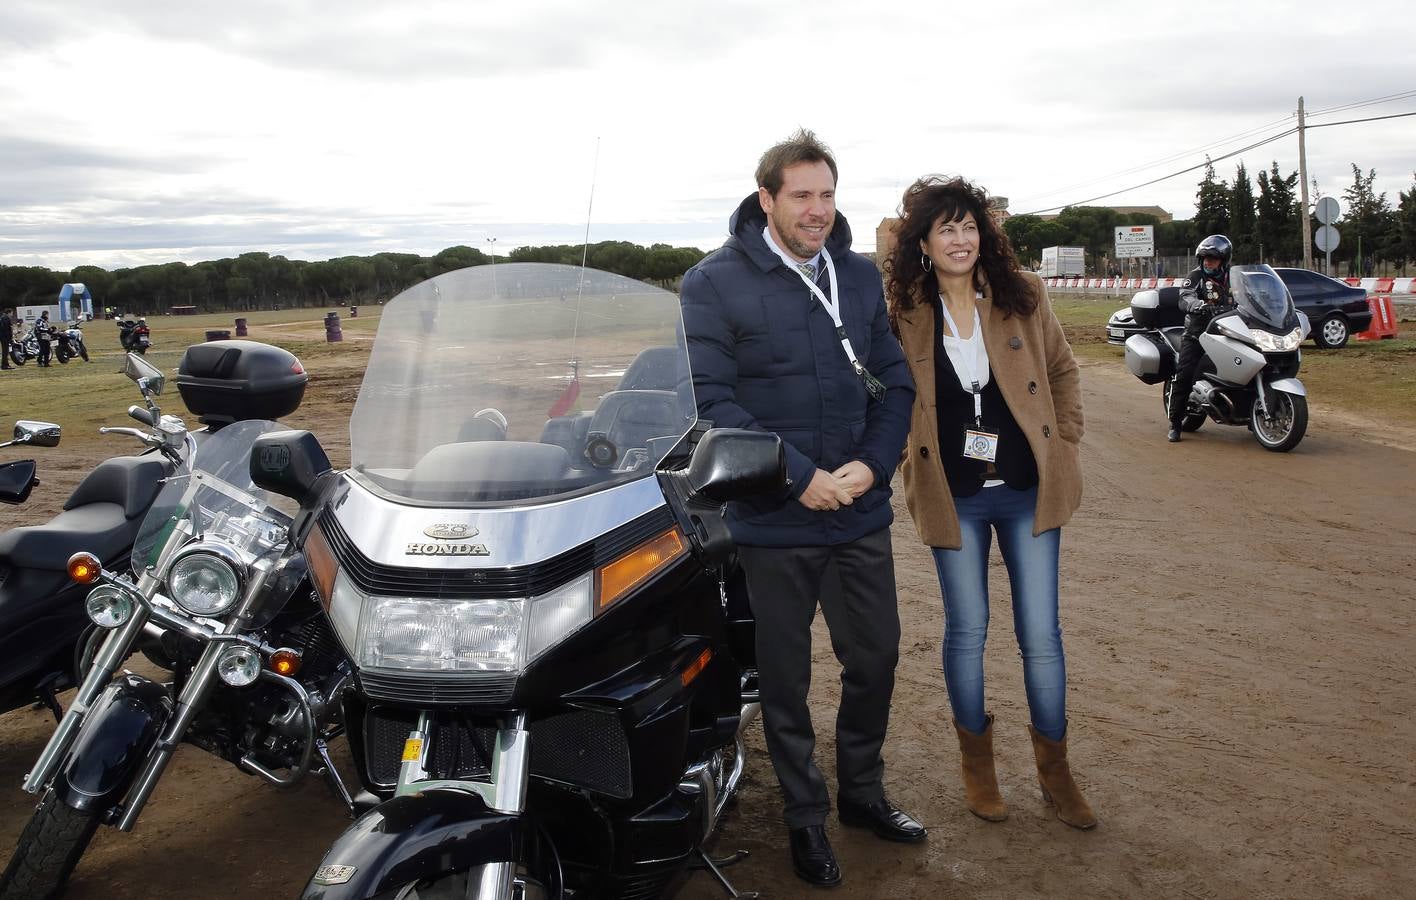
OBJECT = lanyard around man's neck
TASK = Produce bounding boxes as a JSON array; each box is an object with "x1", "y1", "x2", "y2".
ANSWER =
[{"x1": 788, "y1": 248, "x2": 886, "y2": 402}]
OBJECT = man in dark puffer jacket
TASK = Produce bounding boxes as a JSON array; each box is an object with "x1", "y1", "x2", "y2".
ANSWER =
[{"x1": 680, "y1": 129, "x2": 920, "y2": 888}]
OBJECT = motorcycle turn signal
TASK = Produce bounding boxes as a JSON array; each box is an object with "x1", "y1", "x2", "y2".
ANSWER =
[{"x1": 67, "y1": 551, "x2": 102, "y2": 584}]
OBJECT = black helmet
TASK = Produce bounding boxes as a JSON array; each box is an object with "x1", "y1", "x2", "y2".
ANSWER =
[{"x1": 1195, "y1": 234, "x2": 1232, "y2": 270}]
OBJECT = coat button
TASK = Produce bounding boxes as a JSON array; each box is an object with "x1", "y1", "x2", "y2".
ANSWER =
[
  {"x1": 1009, "y1": 336, "x2": 1022, "y2": 349},
  {"x1": 1028, "y1": 381, "x2": 1038, "y2": 394},
  {"x1": 1042, "y1": 425, "x2": 1051, "y2": 438},
  {"x1": 920, "y1": 446, "x2": 929, "y2": 458}
]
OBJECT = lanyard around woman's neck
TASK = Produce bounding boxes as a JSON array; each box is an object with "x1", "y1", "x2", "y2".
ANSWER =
[
  {"x1": 938, "y1": 291, "x2": 986, "y2": 425},
  {"x1": 790, "y1": 248, "x2": 886, "y2": 401}
]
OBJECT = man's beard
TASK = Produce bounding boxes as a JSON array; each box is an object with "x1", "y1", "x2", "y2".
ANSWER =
[{"x1": 771, "y1": 208, "x2": 831, "y2": 260}]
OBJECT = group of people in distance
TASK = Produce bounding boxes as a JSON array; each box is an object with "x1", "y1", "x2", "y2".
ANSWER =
[{"x1": 679, "y1": 129, "x2": 1095, "y2": 887}]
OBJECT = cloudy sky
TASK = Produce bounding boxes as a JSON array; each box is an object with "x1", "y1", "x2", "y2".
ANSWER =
[{"x1": 2, "y1": 0, "x2": 1413, "y2": 270}]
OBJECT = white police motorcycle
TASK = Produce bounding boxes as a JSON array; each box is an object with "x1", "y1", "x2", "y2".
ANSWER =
[{"x1": 1123, "y1": 264, "x2": 1311, "y2": 452}]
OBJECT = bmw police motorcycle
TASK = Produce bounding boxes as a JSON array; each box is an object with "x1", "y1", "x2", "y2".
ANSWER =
[
  {"x1": 243, "y1": 263, "x2": 779, "y2": 900},
  {"x1": 1123, "y1": 264, "x2": 1312, "y2": 452}
]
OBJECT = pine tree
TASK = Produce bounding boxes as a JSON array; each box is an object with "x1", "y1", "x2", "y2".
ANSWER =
[
  {"x1": 1194, "y1": 157, "x2": 1231, "y2": 238},
  {"x1": 1229, "y1": 163, "x2": 1257, "y2": 263},
  {"x1": 1255, "y1": 162, "x2": 1300, "y2": 265}
]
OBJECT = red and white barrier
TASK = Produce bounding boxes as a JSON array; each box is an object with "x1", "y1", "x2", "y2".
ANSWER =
[{"x1": 1043, "y1": 275, "x2": 1416, "y2": 295}]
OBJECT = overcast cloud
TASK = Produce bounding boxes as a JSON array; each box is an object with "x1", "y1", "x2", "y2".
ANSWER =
[{"x1": 2, "y1": 0, "x2": 1412, "y2": 269}]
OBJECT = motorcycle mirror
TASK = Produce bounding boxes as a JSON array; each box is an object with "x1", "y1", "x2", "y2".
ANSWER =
[
  {"x1": 123, "y1": 352, "x2": 165, "y2": 396},
  {"x1": 2, "y1": 420, "x2": 61, "y2": 449},
  {"x1": 683, "y1": 428, "x2": 786, "y2": 503},
  {"x1": 250, "y1": 429, "x2": 334, "y2": 506},
  {"x1": 0, "y1": 459, "x2": 39, "y2": 504}
]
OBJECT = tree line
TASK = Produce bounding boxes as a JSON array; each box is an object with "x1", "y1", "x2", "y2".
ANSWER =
[
  {"x1": 1004, "y1": 161, "x2": 1416, "y2": 276},
  {"x1": 0, "y1": 241, "x2": 708, "y2": 315}
]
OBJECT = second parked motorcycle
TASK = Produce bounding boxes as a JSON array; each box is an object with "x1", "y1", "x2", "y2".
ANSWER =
[
  {"x1": 117, "y1": 318, "x2": 152, "y2": 354},
  {"x1": 1123, "y1": 264, "x2": 1312, "y2": 452},
  {"x1": 54, "y1": 321, "x2": 90, "y2": 363}
]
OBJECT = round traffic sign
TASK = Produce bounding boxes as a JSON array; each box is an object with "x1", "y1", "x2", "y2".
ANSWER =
[
  {"x1": 1315, "y1": 196, "x2": 1340, "y2": 225},
  {"x1": 1314, "y1": 224, "x2": 1340, "y2": 253}
]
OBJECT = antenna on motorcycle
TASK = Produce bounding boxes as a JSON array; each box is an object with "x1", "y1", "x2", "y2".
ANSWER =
[{"x1": 548, "y1": 136, "x2": 600, "y2": 419}]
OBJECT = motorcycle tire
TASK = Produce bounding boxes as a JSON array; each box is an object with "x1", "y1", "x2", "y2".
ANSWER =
[
  {"x1": 8, "y1": 347, "x2": 23, "y2": 367},
  {"x1": 55, "y1": 347, "x2": 70, "y2": 364},
  {"x1": 79, "y1": 345, "x2": 89, "y2": 362},
  {"x1": 136, "y1": 346, "x2": 148, "y2": 355},
  {"x1": 0, "y1": 791, "x2": 102, "y2": 900},
  {"x1": 1250, "y1": 391, "x2": 1307, "y2": 452},
  {"x1": 1161, "y1": 378, "x2": 1205, "y2": 432}
]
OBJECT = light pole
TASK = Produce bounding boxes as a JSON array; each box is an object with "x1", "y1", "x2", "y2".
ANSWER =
[{"x1": 486, "y1": 236, "x2": 497, "y2": 292}]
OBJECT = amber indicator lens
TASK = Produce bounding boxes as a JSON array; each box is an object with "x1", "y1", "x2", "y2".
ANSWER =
[
  {"x1": 268, "y1": 648, "x2": 303, "y2": 677},
  {"x1": 681, "y1": 647, "x2": 713, "y2": 687},
  {"x1": 68, "y1": 552, "x2": 102, "y2": 585},
  {"x1": 596, "y1": 527, "x2": 687, "y2": 612}
]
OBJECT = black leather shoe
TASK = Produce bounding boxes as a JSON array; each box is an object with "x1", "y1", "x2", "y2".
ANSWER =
[
  {"x1": 838, "y1": 797, "x2": 928, "y2": 843},
  {"x1": 1167, "y1": 426, "x2": 1181, "y2": 442},
  {"x1": 788, "y1": 825, "x2": 842, "y2": 887}
]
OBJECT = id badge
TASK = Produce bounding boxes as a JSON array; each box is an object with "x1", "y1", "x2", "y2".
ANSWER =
[{"x1": 963, "y1": 428, "x2": 999, "y2": 462}]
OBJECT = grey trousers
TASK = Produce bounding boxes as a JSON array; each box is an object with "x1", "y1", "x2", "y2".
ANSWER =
[{"x1": 737, "y1": 527, "x2": 901, "y2": 828}]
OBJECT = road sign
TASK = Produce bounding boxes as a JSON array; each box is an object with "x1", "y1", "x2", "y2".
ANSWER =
[
  {"x1": 1114, "y1": 225, "x2": 1154, "y2": 259},
  {"x1": 1314, "y1": 225, "x2": 1340, "y2": 253},
  {"x1": 1315, "y1": 196, "x2": 1340, "y2": 225}
]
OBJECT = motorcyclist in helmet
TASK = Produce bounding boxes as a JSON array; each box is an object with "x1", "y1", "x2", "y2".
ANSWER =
[{"x1": 1168, "y1": 235, "x2": 1234, "y2": 442}]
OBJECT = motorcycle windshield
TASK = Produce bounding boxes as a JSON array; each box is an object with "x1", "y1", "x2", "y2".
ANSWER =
[
  {"x1": 1230, "y1": 265, "x2": 1298, "y2": 332},
  {"x1": 131, "y1": 419, "x2": 295, "y2": 575},
  {"x1": 349, "y1": 263, "x2": 695, "y2": 505}
]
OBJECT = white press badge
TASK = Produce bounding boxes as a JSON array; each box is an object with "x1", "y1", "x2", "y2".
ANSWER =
[{"x1": 940, "y1": 297, "x2": 999, "y2": 463}]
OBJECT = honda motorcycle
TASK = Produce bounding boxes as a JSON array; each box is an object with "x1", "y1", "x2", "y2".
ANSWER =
[
  {"x1": 1, "y1": 415, "x2": 352, "y2": 900},
  {"x1": 54, "y1": 322, "x2": 89, "y2": 364},
  {"x1": 256, "y1": 263, "x2": 781, "y2": 900},
  {"x1": 1123, "y1": 264, "x2": 1312, "y2": 452}
]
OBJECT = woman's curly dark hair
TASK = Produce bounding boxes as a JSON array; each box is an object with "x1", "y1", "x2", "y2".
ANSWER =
[{"x1": 884, "y1": 176, "x2": 1035, "y2": 327}]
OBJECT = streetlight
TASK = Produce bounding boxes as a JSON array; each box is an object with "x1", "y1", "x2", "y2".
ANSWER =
[{"x1": 486, "y1": 236, "x2": 497, "y2": 292}]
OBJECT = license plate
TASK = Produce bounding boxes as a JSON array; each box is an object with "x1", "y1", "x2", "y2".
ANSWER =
[{"x1": 1108, "y1": 328, "x2": 1124, "y2": 338}]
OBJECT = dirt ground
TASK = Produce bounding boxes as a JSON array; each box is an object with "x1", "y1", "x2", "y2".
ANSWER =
[{"x1": 1, "y1": 351, "x2": 1413, "y2": 899}]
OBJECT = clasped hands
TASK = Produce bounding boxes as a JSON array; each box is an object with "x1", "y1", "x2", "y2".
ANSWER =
[{"x1": 798, "y1": 460, "x2": 874, "y2": 512}]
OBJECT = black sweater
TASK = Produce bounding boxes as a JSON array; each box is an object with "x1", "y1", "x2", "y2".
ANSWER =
[{"x1": 931, "y1": 298, "x2": 1038, "y2": 497}]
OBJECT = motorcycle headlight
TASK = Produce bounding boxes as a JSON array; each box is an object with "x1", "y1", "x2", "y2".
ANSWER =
[
  {"x1": 85, "y1": 584, "x2": 135, "y2": 629},
  {"x1": 1251, "y1": 326, "x2": 1303, "y2": 353},
  {"x1": 166, "y1": 544, "x2": 245, "y2": 617},
  {"x1": 360, "y1": 594, "x2": 527, "y2": 672}
]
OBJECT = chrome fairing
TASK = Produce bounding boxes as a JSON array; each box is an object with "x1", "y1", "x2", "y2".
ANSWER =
[{"x1": 326, "y1": 473, "x2": 668, "y2": 571}]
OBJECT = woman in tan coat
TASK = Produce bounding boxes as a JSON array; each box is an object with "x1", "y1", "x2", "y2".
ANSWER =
[{"x1": 885, "y1": 176, "x2": 1095, "y2": 829}]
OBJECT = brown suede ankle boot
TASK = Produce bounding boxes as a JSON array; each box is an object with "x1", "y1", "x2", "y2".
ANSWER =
[
  {"x1": 953, "y1": 714, "x2": 1008, "y2": 822},
  {"x1": 1027, "y1": 723, "x2": 1097, "y2": 829}
]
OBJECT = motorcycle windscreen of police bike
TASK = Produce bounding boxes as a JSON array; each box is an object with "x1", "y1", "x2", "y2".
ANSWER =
[
  {"x1": 2, "y1": 417, "x2": 350, "y2": 900},
  {"x1": 1123, "y1": 264, "x2": 1311, "y2": 452},
  {"x1": 237, "y1": 263, "x2": 783, "y2": 900}
]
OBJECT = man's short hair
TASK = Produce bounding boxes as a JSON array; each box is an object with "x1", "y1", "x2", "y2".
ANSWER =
[{"x1": 755, "y1": 129, "x2": 838, "y2": 197}]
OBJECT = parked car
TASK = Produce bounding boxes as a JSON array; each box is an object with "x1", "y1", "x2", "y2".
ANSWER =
[{"x1": 1106, "y1": 268, "x2": 1373, "y2": 349}]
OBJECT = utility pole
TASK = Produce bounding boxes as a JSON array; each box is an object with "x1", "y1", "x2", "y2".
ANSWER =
[{"x1": 1298, "y1": 96, "x2": 1313, "y2": 270}]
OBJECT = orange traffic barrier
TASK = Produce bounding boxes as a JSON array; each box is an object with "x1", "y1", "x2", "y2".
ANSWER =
[
  {"x1": 1345, "y1": 277, "x2": 1363, "y2": 287},
  {"x1": 1355, "y1": 295, "x2": 1399, "y2": 341},
  {"x1": 1373, "y1": 277, "x2": 1395, "y2": 293}
]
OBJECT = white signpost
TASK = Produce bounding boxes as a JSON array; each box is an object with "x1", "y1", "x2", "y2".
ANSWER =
[
  {"x1": 1314, "y1": 197, "x2": 1341, "y2": 275},
  {"x1": 1114, "y1": 225, "x2": 1155, "y2": 259}
]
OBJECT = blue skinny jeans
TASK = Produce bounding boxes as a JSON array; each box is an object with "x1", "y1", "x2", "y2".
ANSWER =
[{"x1": 931, "y1": 484, "x2": 1068, "y2": 742}]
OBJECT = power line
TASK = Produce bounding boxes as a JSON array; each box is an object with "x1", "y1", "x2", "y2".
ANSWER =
[
  {"x1": 1013, "y1": 105, "x2": 1415, "y2": 218},
  {"x1": 1307, "y1": 89, "x2": 1416, "y2": 118},
  {"x1": 1015, "y1": 127, "x2": 1297, "y2": 216},
  {"x1": 1021, "y1": 113, "x2": 1295, "y2": 205},
  {"x1": 1305, "y1": 109, "x2": 1416, "y2": 129}
]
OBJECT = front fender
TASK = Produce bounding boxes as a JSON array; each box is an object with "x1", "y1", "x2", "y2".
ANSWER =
[
  {"x1": 1267, "y1": 377, "x2": 1306, "y2": 397},
  {"x1": 302, "y1": 790, "x2": 519, "y2": 899},
  {"x1": 54, "y1": 673, "x2": 172, "y2": 813}
]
